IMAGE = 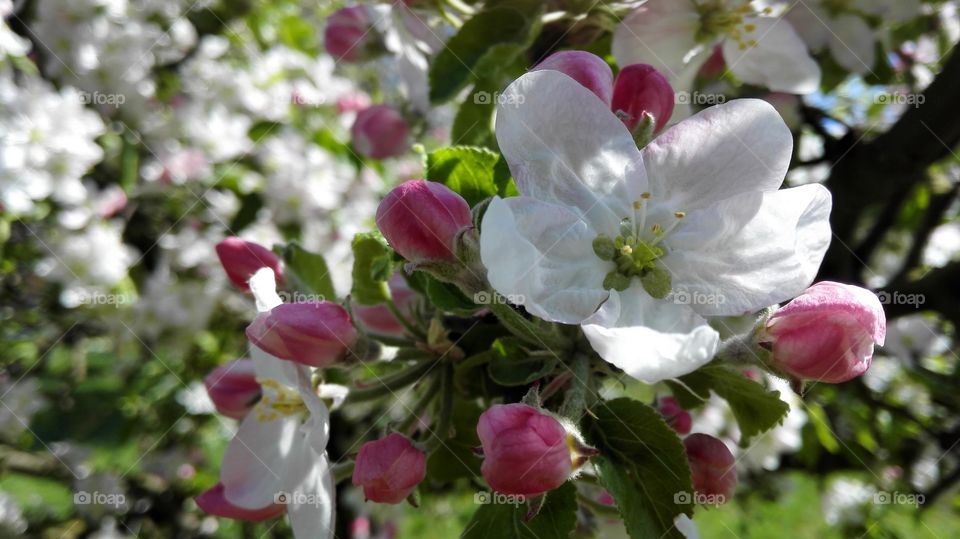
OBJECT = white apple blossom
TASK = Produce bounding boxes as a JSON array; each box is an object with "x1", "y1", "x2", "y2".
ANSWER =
[
  {"x1": 612, "y1": 0, "x2": 820, "y2": 108},
  {"x1": 0, "y1": 1, "x2": 29, "y2": 63},
  {"x1": 0, "y1": 72, "x2": 105, "y2": 214},
  {"x1": 480, "y1": 70, "x2": 832, "y2": 383},
  {"x1": 37, "y1": 219, "x2": 137, "y2": 307},
  {"x1": 785, "y1": 0, "x2": 921, "y2": 75},
  {"x1": 210, "y1": 268, "x2": 336, "y2": 538}
]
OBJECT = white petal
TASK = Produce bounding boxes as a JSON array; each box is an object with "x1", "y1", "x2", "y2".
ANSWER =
[
  {"x1": 582, "y1": 287, "x2": 719, "y2": 384},
  {"x1": 612, "y1": 0, "x2": 704, "y2": 84},
  {"x1": 248, "y1": 345, "x2": 330, "y2": 453},
  {"x1": 495, "y1": 70, "x2": 647, "y2": 231},
  {"x1": 854, "y1": 0, "x2": 920, "y2": 22},
  {"x1": 644, "y1": 99, "x2": 793, "y2": 211},
  {"x1": 480, "y1": 196, "x2": 610, "y2": 324},
  {"x1": 675, "y1": 514, "x2": 700, "y2": 539},
  {"x1": 286, "y1": 451, "x2": 336, "y2": 539},
  {"x1": 222, "y1": 413, "x2": 299, "y2": 509},
  {"x1": 665, "y1": 184, "x2": 833, "y2": 316},
  {"x1": 250, "y1": 342, "x2": 303, "y2": 389},
  {"x1": 785, "y1": 3, "x2": 832, "y2": 50},
  {"x1": 722, "y1": 16, "x2": 821, "y2": 94},
  {"x1": 294, "y1": 366, "x2": 331, "y2": 454},
  {"x1": 250, "y1": 267, "x2": 283, "y2": 312},
  {"x1": 828, "y1": 15, "x2": 876, "y2": 75}
]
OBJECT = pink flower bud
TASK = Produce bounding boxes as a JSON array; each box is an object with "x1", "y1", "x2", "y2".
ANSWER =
[
  {"x1": 354, "y1": 273, "x2": 419, "y2": 336},
  {"x1": 533, "y1": 51, "x2": 613, "y2": 105},
  {"x1": 324, "y1": 6, "x2": 381, "y2": 63},
  {"x1": 245, "y1": 301, "x2": 358, "y2": 368},
  {"x1": 611, "y1": 64, "x2": 675, "y2": 134},
  {"x1": 763, "y1": 281, "x2": 886, "y2": 383},
  {"x1": 351, "y1": 105, "x2": 410, "y2": 159},
  {"x1": 204, "y1": 359, "x2": 261, "y2": 420},
  {"x1": 352, "y1": 433, "x2": 426, "y2": 504},
  {"x1": 375, "y1": 180, "x2": 472, "y2": 264},
  {"x1": 477, "y1": 404, "x2": 573, "y2": 496},
  {"x1": 684, "y1": 433, "x2": 736, "y2": 503},
  {"x1": 195, "y1": 482, "x2": 284, "y2": 521},
  {"x1": 657, "y1": 396, "x2": 692, "y2": 435},
  {"x1": 215, "y1": 237, "x2": 283, "y2": 292}
]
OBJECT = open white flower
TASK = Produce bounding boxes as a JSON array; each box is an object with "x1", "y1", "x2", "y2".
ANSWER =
[
  {"x1": 785, "y1": 0, "x2": 920, "y2": 75},
  {"x1": 612, "y1": 0, "x2": 820, "y2": 99},
  {"x1": 480, "y1": 70, "x2": 831, "y2": 383},
  {"x1": 201, "y1": 268, "x2": 335, "y2": 538}
]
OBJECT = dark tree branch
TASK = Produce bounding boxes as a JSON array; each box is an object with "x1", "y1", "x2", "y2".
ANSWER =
[{"x1": 820, "y1": 47, "x2": 960, "y2": 281}]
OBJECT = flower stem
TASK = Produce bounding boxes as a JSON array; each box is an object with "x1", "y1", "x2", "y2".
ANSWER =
[
  {"x1": 346, "y1": 357, "x2": 439, "y2": 403},
  {"x1": 386, "y1": 297, "x2": 426, "y2": 340},
  {"x1": 399, "y1": 373, "x2": 443, "y2": 435},
  {"x1": 559, "y1": 354, "x2": 591, "y2": 419},
  {"x1": 485, "y1": 294, "x2": 570, "y2": 352},
  {"x1": 332, "y1": 461, "x2": 355, "y2": 484},
  {"x1": 423, "y1": 363, "x2": 454, "y2": 453}
]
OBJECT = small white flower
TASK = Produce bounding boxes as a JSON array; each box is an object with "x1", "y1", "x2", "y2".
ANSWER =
[
  {"x1": 785, "y1": 0, "x2": 921, "y2": 75},
  {"x1": 612, "y1": 0, "x2": 821, "y2": 106},
  {"x1": 213, "y1": 269, "x2": 336, "y2": 538},
  {"x1": 480, "y1": 70, "x2": 831, "y2": 383}
]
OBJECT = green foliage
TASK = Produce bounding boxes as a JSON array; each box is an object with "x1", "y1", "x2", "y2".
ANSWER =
[
  {"x1": 425, "y1": 146, "x2": 517, "y2": 206},
  {"x1": 486, "y1": 338, "x2": 557, "y2": 386},
  {"x1": 351, "y1": 232, "x2": 394, "y2": 305},
  {"x1": 428, "y1": 1, "x2": 544, "y2": 104},
  {"x1": 588, "y1": 398, "x2": 694, "y2": 539},
  {"x1": 280, "y1": 242, "x2": 338, "y2": 301},
  {"x1": 461, "y1": 482, "x2": 577, "y2": 539},
  {"x1": 668, "y1": 364, "x2": 790, "y2": 446}
]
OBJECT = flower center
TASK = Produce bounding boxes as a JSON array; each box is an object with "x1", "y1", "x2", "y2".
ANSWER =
[
  {"x1": 254, "y1": 379, "x2": 307, "y2": 421},
  {"x1": 695, "y1": 1, "x2": 770, "y2": 50},
  {"x1": 592, "y1": 193, "x2": 684, "y2": 299}
]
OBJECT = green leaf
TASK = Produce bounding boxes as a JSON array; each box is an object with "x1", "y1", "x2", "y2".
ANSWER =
[
  {"x1": 425, "y1": 275, "x2": 481, "y2": 312},
  {"x1": 426, "y1": 146, "x2": 516, "y2": 206},
  {"x1": 427, "y1": 399, "x2": 484, "y2": 482},
  {"x1": 588, "y1": 398, "x2": 694, "y2": 539},
  {"x1": 429, "y1": 1, "x2": 544, "y2": 103},
  {"x1": 351, "y1": 232, "x2": 392, "y2": 305},
  {"x1": 461, "y1": 482, "x2": 577, "y2": 539},
  {"x1": 278, "y1": 14, "x2": 318, "y2": 54},
  {"x1": 281, "y1": 243, "x2": 337, "y2": 301},
  {"x1": 487, "y1": 338, "x2": 557, "y2": 386},
  {"x1": 668, "y1": 364, "x2": 790, "y2": 446},
  {"x1": 451, "y1": 88, "x2": 497, "y2": 149}
]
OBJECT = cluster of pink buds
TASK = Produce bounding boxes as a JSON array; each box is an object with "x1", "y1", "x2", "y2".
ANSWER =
[{"x1": 532, "y1": 51, "x2": 675, "y2": 136}]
